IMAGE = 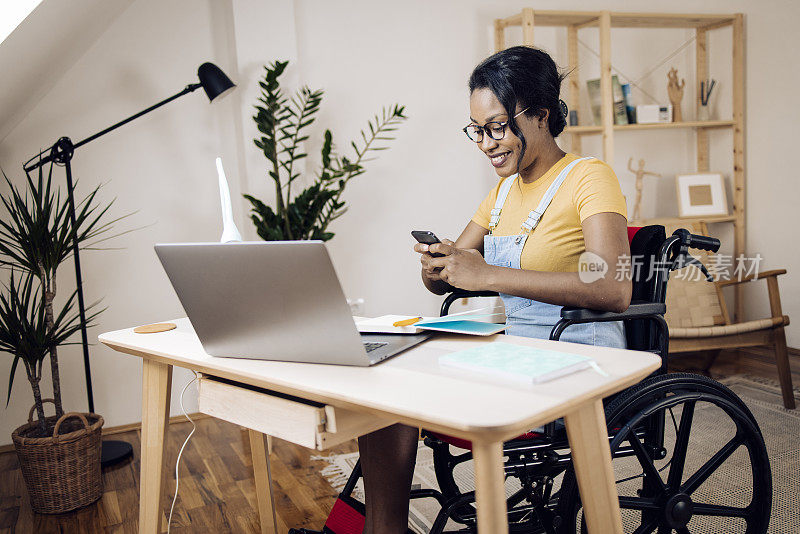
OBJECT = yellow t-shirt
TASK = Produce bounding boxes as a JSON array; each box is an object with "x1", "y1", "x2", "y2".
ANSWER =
[{"x1": 471, "y1": 153, "x2": 627, "y2": 273}]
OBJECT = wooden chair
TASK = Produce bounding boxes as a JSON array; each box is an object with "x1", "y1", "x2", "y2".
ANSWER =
[{"x1": 664, "y1": 222, "x2": 795, "y2": 408}]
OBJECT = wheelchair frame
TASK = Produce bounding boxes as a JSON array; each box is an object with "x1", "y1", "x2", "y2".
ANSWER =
[{"x1": 291, "y1": 228, "x2": 772, "y2": 534}]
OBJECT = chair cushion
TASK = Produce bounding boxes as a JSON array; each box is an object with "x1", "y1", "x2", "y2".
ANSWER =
[{"x1": 669, "y1": 317, "x2": 787, "y2": 338}]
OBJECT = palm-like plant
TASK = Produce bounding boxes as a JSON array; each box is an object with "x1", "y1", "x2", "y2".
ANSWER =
[
  {"x1": 245, "y1": 60, "x2": 408, "y2": 241},
  {"x1": 0, "y1": 271, "x2": 96, "y2": 436},
  {"x1": 0, "y1": 163, "x2": 120, "y2": 424}
]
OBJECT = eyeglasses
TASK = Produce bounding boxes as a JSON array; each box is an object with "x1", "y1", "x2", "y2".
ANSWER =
[{"x1": 463, "y1": 108, "x2": 529, "y2": 142}]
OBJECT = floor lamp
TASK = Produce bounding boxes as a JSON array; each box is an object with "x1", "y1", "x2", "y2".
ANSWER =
[{"x1": 23, "y1": 62, "x2": 236, "y2": 467}]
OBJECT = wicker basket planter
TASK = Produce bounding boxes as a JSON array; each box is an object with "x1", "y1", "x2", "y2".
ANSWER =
[{"x1": 12, "y1": 401, "x2": 104, "y2": 514}]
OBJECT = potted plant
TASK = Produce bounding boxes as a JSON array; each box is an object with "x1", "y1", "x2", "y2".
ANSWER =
[
  {"x1": 0, "y1": 164, "x2": 115, "y2": 513},
  {"x1": 245, "y1": 60, "x2": 408, "y2": 241}
]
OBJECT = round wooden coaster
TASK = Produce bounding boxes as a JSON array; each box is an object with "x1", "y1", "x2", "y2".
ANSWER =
[{"x1": 134, "y1": 323, "x2": 177, "y2": 334}]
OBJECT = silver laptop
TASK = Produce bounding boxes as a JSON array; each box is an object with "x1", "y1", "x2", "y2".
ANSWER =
[{"x1": 154, "y1": 241, "x2": 430, "y2": 366}]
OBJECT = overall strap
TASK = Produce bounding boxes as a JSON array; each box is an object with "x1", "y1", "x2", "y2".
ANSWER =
[
  {"x1": 488, "y1": 174, "x2": 518, "y2": 234},
  {"x1": 521, "y1": 156, "x2": 593, "y2": 233}
]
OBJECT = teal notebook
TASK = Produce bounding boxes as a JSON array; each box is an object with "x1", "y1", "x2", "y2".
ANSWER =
[
  {"x1": 439, "y1": 342, "x2": 594, "y2": 384},
  {"x1": 415, "y1": 319, "x2": 506, "y2": 336}
]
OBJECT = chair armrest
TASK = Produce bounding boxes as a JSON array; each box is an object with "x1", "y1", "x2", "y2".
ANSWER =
[
  {"x1": 560, "y1": 301, "x2": 666, "y2": 323},
  {"x1": 716, "y1": 268, "x2": 787, "y2": 287},
  {"x1": 440, "y1": 290, "x2": 499, "y2": 317},
  {"x1": 447, "y1": 290, "x2": 499, "y2": 300}
]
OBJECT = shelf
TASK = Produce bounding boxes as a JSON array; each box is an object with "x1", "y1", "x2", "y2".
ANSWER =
[
  {"x1": 632, "y1": 215, "x2": 737, "y2": 226},
  {"x1": 565, "y1": 120, "x2": 735, "y2": 135},
  {"x1": 610, "y1": 12, "x2": 735, "y2": 29},
  {"x1": 498, "y1": 10, "x2": 735, "y2": 30},
  {"x1": 495, "y1": 8, "x2": 745, "y2": 318}
]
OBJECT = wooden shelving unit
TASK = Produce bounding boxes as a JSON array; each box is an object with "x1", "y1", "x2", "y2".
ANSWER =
[
  {"x1": 494, "y1": 10, "x2": 746, "y2": 319},
  {"x1": 566, "y1": 120, "x2": 735, "y2": 135}
]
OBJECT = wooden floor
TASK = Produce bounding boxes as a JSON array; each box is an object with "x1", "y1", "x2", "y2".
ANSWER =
[{"x1": 2, "y1": 348, "x2": 797, "y2": 534}]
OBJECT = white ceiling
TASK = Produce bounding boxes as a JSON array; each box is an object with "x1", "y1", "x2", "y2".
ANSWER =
[
  {"x1": 0, "y1": 0, "x2": 134, "y2": 142},
  {"x1": 0, "y1": 1, "x2": 45, "y2": 45}
]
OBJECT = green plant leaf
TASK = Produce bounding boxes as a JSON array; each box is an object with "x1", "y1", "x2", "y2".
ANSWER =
[
  {"x1": 245, "y1": 61, "x2": 407, "y2": 242},
  {"x1": 6, "y1": 354, "x2": 19, "y2": 407}
]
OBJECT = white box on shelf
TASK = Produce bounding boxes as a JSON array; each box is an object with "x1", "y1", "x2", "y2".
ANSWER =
[{"x1": 636, "y1": 104, "x2": 673, "y2": 124}]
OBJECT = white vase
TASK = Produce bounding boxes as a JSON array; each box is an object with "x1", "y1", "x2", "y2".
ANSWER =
[{"x1": 698, "y1": 104, "x2": 712, "y2": 121}]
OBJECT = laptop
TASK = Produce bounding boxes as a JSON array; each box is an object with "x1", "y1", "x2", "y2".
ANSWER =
[{"x1": 154, "y1": 241, "x2": 431, "y2": 366}]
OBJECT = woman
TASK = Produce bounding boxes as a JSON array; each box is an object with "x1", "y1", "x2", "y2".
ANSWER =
[{"x1": 357, "y1": 46, "x2": 631, "y2": 534}]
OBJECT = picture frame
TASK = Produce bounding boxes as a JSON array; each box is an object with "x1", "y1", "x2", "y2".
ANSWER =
[{"x1": 675, "y1": 173, "x2": 729, "y2": 217}]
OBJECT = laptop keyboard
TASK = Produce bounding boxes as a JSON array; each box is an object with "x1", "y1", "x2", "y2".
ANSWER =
[{"x1": 363, "y1": 342, "x2": 388, "y2": 353}]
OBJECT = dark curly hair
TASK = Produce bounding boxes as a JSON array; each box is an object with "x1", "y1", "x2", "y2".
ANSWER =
[{"x1": 469, "y1": 46, "x2": 567, "y2": 167}]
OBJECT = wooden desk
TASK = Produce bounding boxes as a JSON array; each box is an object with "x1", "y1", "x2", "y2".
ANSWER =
[{"x1": 99, "y1": 318, "x2": 660, "y2": 534}]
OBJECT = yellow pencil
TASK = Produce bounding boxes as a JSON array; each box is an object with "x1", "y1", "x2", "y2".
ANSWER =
[{"x1": 393, "y1": 317, "x2": 422, "y2": 327}]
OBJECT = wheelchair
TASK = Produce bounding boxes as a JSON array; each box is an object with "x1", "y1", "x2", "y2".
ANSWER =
[{"x1": 291, "y1": 226, "x2": 772, "y2": 534}]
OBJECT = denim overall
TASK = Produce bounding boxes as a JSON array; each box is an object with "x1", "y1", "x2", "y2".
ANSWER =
[{"x1": 484, "y1": 157, "x2": 626, "y2": 349}]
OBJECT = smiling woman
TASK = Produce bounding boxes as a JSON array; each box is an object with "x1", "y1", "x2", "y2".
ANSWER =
[
  {"x1": 354, "y1": 46, "x2": 633, "y2": 534},
  {"x1": 421, "y1": 46, "x2": 631, "y2": 325}
]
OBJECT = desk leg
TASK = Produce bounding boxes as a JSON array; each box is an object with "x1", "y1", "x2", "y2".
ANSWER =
[
  {"x1": 564, "y1": 399, "x2": 623, "y2": 534},
  {"x1": 249, "y1": 430, "x2": 278, "y2": 534},
  {"x1": 139, "y1": 358, "x2": 173, "y2": 534},
  {"x1": 472, "y1": 440, "x2": 509, "y2": 534}
]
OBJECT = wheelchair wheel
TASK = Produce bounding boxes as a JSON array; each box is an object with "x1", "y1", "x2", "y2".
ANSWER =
[
  {"x1": 556, "y1": 373, "x2": 771, "y2": 534},
  {"x1": 428, "y1": 436, "x2": 564, "y2": 533}
]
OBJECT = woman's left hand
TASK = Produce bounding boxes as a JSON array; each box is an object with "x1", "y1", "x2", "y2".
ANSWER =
[{"x1": 427, "y1": 243, "x2": 492, "y2": 291}]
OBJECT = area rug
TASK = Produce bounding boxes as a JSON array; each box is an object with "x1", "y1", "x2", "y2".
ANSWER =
[{"x1": 317, "y1": 374, "x2": 799, "y2": 533}]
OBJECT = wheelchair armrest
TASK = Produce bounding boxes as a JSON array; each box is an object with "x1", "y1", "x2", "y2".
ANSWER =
[
  {"x1": 441, "y1": 290, "x2": 499, "y2": 317},
  {"x1": 560, "y1": 300, "x2": 666, "y2": 323}
]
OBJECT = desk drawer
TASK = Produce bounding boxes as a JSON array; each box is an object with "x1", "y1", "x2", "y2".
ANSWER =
[{"x1": 197, "y1": 375, "x2": 394, "y2": 450}]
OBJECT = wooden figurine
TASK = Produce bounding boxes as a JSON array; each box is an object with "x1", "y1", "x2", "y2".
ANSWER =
[
  {"x1": 667, "y1": 67, "x2": 685, "y2": 122},
  {"x1": 628, "y1": 157, "x2": 662, "y2": 222}
]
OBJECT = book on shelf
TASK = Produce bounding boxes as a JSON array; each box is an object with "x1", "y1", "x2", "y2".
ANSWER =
[
  {"x1": 586, "y1": 78, "x2": 602, "y2": 125},
  {"x1": 586, "y1": 75, "x2": 629, "y2": 125},
  {"x1": 612, "y1": 76, "x2": 629, "y2": 125},
  {"x1": 621, "y1": 83, "x2": 636, "y2": 123}
]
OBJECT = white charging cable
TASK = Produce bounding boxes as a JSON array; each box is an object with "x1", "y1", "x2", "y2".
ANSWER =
[{"x1": 167, "y1": 371, "x2": 199, "y2": 534}]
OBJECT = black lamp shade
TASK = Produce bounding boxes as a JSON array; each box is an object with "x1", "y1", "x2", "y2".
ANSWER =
[{"x1": 197, "y1": 62, "x2": 236, "y2": 102}]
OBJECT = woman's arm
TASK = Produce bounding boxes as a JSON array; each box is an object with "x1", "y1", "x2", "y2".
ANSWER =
[
  {"x1": 428, "y1": 213, "x2": 632, "y2": 312},
  {"x1": 416, "y1": 221, "x2": 488, "y2": 295}
]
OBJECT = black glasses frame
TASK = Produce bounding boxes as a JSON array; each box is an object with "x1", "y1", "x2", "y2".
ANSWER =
[
  {"x1": 462, "y1": 107, "x2": 529, "y2": 143},
  {"x1": 462, "y1": 121, "x2": 509, "y2": 142}
]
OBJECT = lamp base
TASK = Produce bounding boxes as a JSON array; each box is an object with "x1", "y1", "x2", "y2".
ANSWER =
[{"x1": 101, "y1": 439, "x2": 134, "y2": 468}]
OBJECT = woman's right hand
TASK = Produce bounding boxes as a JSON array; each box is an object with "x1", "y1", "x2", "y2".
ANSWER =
[
  {"x1": 414, "y1": 222, "x2": 488, "y2": 295},
  {"x1": 415, "y1": 239, "x2": 455, "y2": 288}
]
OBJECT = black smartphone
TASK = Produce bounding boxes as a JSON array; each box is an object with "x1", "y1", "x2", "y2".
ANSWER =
[{"x1": 412, "y1": 230, "x2": 445, "y2": 257}]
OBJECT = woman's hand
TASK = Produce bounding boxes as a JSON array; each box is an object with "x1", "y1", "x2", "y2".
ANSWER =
[
  {"x1": 426, "y1": 242, "x2": 492, "y2": 291},
  {"x1": 414, "y1": 223, "x2": 489, "y2": 295},
  {"x1": 414, "y1": 238, "x2": 454, "y2": 283}
]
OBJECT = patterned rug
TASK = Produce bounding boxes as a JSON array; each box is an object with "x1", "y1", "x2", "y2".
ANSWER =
[{"x1": 318, "y1": 374, "x2": 800, "y2": 533}]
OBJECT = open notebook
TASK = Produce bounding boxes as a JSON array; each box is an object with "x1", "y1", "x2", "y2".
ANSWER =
[{"x1": 355, "y1": 313, "x2": 506, "y2": 336}]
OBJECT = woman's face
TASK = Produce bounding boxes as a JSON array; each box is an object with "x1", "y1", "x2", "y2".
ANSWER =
[{"x1": 468, "y1": 88, "x2": 548, "y2": 178}]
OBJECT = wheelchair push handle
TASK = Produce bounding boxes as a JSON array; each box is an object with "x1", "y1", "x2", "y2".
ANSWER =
[
  {"x1": 666, "y1": 228, "x2": 719, "y2": 282},
  {"x1": 672, "y1": 228, "x2": 720, "y2": 253}
]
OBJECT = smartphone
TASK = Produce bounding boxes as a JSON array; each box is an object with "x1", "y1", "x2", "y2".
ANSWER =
[{"x1": 412, "y1": 230, "x2": 445, "y2": 257}]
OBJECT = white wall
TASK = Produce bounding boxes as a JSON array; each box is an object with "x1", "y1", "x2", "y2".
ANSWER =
[
  {"x1": 1, "y1": 0, "x2": 798, "y2": 444},
  {"x1": 0, "y1": 0, "x2": 243, "y2": 441}
]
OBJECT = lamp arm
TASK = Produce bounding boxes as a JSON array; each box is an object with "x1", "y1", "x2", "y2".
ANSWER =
[{"x1": 23, "y1": 83, "x2": 202, "y2": 172}]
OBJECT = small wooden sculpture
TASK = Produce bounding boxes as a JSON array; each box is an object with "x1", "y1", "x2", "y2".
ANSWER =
[
  {"x1": 667, "y1": 67, "x2": 686, "y2": 122},
  {"x1": 628, "y1": 158, "x2": 662, "y2": 222}
]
